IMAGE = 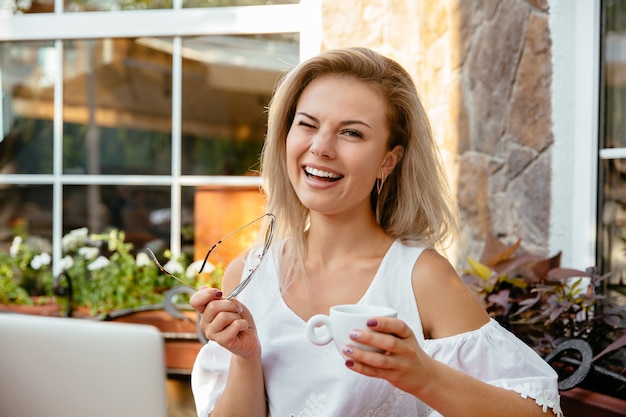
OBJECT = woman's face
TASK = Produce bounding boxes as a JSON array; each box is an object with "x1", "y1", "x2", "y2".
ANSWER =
[{"x1": 286, "y1": 74, "x2": 398, "y2": 217}]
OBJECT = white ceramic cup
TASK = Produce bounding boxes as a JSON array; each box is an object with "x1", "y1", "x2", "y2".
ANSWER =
[{"x1": 305, "y1": 304, "x2": 398, "y2": 357}]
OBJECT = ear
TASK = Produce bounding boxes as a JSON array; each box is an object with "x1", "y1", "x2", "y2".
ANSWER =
[{"x1": 380, "y1": 145, "x2": 404, "y2": 177}]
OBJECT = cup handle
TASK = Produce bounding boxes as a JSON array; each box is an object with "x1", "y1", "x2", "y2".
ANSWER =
[{"x1": 305, "y1": 314, "x2": 332, "y2": 346}]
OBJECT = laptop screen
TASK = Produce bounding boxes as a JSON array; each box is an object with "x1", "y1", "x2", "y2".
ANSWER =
[{"x1": 0, "y1": 313, "x2": 169, "y2": 417}]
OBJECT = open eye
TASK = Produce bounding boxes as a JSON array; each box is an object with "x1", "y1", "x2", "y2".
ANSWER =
[{"x1": 341, "y1": 129, "x2": 364, "y2": 139}]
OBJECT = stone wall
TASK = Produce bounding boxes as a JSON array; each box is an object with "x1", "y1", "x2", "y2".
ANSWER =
[{"x1": 321, "y1": 0, "x2": 553, "y2": 267}]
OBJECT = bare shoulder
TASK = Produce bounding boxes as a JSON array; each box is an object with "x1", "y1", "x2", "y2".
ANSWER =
[
  {"x1": 220, "y1": 254, "x2": 246, "y2": 295},
  {"x1": 412, "y1": 249, "x2": 489, "y2": 339}
]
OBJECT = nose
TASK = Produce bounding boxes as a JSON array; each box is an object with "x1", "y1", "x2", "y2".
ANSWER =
[{"x1": 309, "y1": 128, "x2": 335, "y2": 158}]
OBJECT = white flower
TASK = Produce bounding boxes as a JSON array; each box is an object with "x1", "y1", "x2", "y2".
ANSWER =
[
  {"x1": 60, "y1": 255, "x2": 74, "y2": 271},
  {"x1": 87, "y1": 256, "x2": 110, "y2": 271},
  {"x1": 135, "y1": 251, "x2": 152, "y2": 267},
  {"x1": 9, "y1": 236, "x2": 22, "y2": 257},
  {"x1": 62, "y1": 227, "x2": 89, "y2": 252},
  {"x1": 78, "y1": 246, "x2": 100, "y2": 260},
  {"x1": 163, "y1": 259, "x2": 184, "y2": 275},
  {"x1": 186, "y1": 259, "x2": 215, "y2": 279},
  {"x1": 30, "y1": 252, "x2": 51, "y2": 270},
  {"x1": 107, "y1": 230, "x2": 118, "y2": 252}
]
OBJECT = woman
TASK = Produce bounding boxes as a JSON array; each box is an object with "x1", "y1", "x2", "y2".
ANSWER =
[{"x1": 190, "y1": 47, "x2": 562, "y2": 417}]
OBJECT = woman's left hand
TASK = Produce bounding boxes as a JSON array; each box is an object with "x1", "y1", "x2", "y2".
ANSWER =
[{"x1": 341, "y1": 317, "x2": 432, "y2": 396}]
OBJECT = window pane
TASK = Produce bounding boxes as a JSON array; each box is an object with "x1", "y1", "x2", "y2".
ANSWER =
[
  {"x1": 64, "y1": 0, "x2": 172, "y2": 12},
  {"x1": 64, "y1": 185, "x2": 171, "y2": 250},
  {"x1": 0, "y1": 41, "x2": 55, "y2": 174},
  {"x1": 63, "y1": 39, "x2": 172, "y2": 175},
  {"x1": 191, "y1": 184, "x2": 265, "y2": 265},
  {"x1": 180, "y1": 34, "x2": 298, "y2": 175},
  {"x1": 181, "y1": 186, "x2": 196, "y2": 252},
  {"x1": 183, "y1": 0, "x2": 299, "y2": 8},
  {"x1": 600, "y1": 158, "x2": 626, "y2": 276},
  {"x1": 600, "y1": 1, "x2": 626, "y2": 290},
  {"x1": 604, "y1": 0, "x2": 626, "y2": 149},
  {"x1": 10, "y1": 0, "x2": 54, "y2": 13},
  {"x1": 0, "y1": 185, "x2": 52, "y2": 244}
]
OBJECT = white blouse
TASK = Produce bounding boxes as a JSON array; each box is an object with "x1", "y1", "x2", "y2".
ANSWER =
[{"x1": 191, "y1": 240, "x2": 563, "y2": 417}]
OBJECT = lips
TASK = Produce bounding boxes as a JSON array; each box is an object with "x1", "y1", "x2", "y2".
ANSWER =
[{"x1": 303, "y1": 166, "x2": 343, "y2": 182}]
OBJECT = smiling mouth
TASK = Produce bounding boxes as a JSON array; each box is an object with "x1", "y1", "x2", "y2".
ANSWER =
[{"x1": 304, "y1": 166, "x2": 343, "y2": 182}]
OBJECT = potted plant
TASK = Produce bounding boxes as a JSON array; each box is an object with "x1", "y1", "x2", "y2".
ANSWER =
[
  {"x1": 1, "y1": 224, "x2": 222, "y2": 314},
  {"x1": 462, "y1": 233, "x2": 626, "y2": 416},
  {"x1": 0, "y1": 223, "x2": 223, "y2": 371},
  {"x1": 56, "y1": 227, "x2": 193, "y2": 317},
  {"x1": 0, "y1": 220, "x2": 57, "y2": 315}
]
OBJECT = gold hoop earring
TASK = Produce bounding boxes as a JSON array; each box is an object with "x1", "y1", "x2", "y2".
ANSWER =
[{"x1": 376, "y1": 171, "x2": 386, "y2": 195}]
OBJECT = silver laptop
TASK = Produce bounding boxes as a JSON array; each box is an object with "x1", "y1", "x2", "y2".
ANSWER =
[{"x1": 0, "y1": 312, "x2": 169, "y2": 417}]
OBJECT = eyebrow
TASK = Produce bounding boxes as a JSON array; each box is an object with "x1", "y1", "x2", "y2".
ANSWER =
[{"x1": 296, "y1": 112, "x2": 372, "y2": 130}]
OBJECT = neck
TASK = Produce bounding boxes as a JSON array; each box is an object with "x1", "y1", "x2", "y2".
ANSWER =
[
  {"x1": 304, "y1": 210, "x2": 392, "y2": 266},
  {"x1": 281, "y1": 208, "x2": 395, "y2": 318}
]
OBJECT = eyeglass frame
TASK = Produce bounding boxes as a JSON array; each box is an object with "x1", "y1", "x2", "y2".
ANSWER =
[{"x1": 146, "y1": 213, "x2": 276, "y2": 300}]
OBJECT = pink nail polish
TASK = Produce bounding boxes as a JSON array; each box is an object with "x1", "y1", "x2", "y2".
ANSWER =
[{"x1": 349, "y1": 330, "x2": 362, "y2": 339}]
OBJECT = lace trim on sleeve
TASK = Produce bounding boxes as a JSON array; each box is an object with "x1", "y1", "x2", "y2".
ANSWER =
[
  {"x1": 501, "y1": 380, "x2": 563, "y2": 417},
  {"x1": 422, "y1": 319, "x2": 563, "y2": 417}
]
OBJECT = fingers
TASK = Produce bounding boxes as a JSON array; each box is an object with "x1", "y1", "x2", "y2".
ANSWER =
[
  {"x1": 189, "y1": 287, "x2": 224, "y2": 313},
  {"x1": 208, "y1": 310, "x2": 250, "y2": 344},
  {"x1": 341, "y1": 318, "x2": 419, "y2": 379},
  {"x1": 339, "y1": 318, "x2": 434, "y2": 397},
  {"x1": 191, "y1": 287, "x2": 249, "y2": 345},
  {"x1": 366, "y1": 316, "x2": 415, "y2": 341},
  {"x1": 345, "y1": 317, "x2": 413, "y2": 355}
]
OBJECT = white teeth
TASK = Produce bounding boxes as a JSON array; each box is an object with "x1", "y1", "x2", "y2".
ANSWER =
[{"x1": 304, "y1": 166, "x2": 341, "y2": 179}]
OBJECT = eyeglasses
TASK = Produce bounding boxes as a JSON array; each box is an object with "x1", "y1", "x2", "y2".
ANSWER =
[{"x1": 146, "y1": 213, "x2": 276, "y2": 300}]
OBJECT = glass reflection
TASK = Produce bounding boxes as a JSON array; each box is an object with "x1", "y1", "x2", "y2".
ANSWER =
[
  {"x1": 181, "y1": 186, "x2": 196, "y2": 250},
  {"x1": 183, "y1": 0, "x2": 299, "y2": 7},
  {"x1": 0, "y1": 41, "x2": 55, "y2": 175},
  {"x1": 604, "y1": 30, "x2": 626, "y2": 149},
  {"x1": 64, "y1": 0, "x2": 171, "y2": 12},
  {"x1": 10, "y1": 0, "x2": 54, "y2": 14},
  {"x1": 601, "y1": 1, "x2": 626, "y2": 293},
  {"x1": 191, "y1": 184, "x2": 265, "y2": 264},
  {"x1": 62, "y1": 38, "x2": 172, "y2": 175},
  {"x1": 179, "y1": 33, "x2": 298, "y2": 175},
  {"x1": 63, "y1": 185, "x2": 174, "y2": 251},
  {"x1": 8, "y1": 0, "x2": 299, "y2": 13},
  {"x1": 0, "y1": 185, "x2": 52, "y2": 244},
  {"x1": 600, "y1": 159, "x2": 626, "y2": 287}
]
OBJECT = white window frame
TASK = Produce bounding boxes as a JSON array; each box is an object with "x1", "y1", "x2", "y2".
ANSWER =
[
  {"x1": 550, "y1": 0, "x2": 601, "y2": 270},
  {"x1": 0, "y1": 0, "x2": 321, "y2": 275}
]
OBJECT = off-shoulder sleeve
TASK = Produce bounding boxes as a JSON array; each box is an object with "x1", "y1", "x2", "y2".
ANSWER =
[
  {"x1": 422, "y1": 319, "x2": 563, "y2": 416},
  {"x1": 191, "y1": 341, "x2": 232, "y2": 417}
]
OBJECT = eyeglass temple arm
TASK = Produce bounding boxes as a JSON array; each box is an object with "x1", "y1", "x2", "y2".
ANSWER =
[
  {"x1": 197, "y1": 213, "x2": 276, "y2": 275},
  {"x1": 144, "y1": 248, "x2": 198, "y2": 291}
]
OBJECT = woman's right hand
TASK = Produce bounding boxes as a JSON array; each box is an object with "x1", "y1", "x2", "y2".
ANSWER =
[{"x1": 190, "y1": 287, "x2": 261, "y2": 358}]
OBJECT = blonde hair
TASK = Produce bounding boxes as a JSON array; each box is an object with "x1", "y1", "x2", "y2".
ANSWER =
[{"x1": 260, "y1": 47, "x2": 458, "y2": 287}]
